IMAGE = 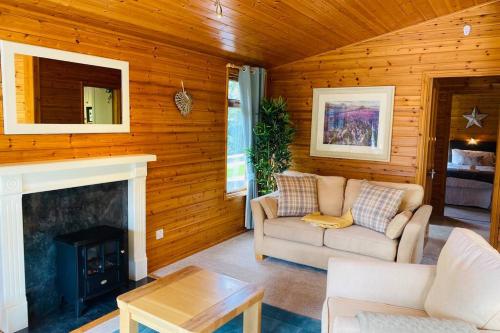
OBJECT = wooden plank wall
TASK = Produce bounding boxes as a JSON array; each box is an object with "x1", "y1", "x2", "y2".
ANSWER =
[
  {"x1": 15, "y1": 55, "x2": 29, "y2": 123},
  {"x1": 0, "y1": 4, "x2": 246, "y2": 272},
  {"x1": 450, "y1": 94, "x2": 500, "y2": 142},
  {"x1": 269, "y1": 1, "x2": 500, "y2": 185}
]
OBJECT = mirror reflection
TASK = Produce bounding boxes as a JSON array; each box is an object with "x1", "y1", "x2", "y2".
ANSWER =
[{"x1": 15, "y1": 54, "x2": 122, "y2": 124}]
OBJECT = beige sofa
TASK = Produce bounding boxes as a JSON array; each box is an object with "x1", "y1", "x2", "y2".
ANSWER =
[
  {"x1": 322, "y1": 228, "x2": 500, "y2": 332},
  {"x1": 250, "y1": 176, "x2": 433, "y2": 269}
]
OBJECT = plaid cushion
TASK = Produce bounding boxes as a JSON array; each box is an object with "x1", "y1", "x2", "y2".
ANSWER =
[
  {"x1": 275, "y1": 174, "x2": 319, "y2": 217},
  {"x1": 352, "y1": 182, "x2": 405, "y2": 233}
]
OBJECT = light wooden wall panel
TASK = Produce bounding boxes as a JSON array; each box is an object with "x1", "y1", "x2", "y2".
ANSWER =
[
  {"x1": 15, "y1": 55, "x2": 28, "y2": 122},
  {"x1": 269, "y1": 2, "x2": 500, "y2": 245},
  {"x1": 269, "y1": 2, "x2": 500, "y2": 184},
  {"x1": 0, "y1": 3, "x2": 245, "y2": 272}
]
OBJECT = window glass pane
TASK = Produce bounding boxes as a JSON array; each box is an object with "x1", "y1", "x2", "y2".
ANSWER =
[
  {"x1": 228, "y1": 80, "x2": 240, "y2": 101},
  {"x1": 226, "y1": 80, "x2": 247, "y2": 194}
]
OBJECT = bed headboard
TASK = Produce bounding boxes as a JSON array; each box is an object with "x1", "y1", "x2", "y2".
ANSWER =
[{"x1": 448, "y1": 140, "x2": 497, "y2": 162}]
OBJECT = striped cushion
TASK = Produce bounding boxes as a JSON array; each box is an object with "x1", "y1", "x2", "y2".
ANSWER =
[
  {"x1": 275, "y1": 174, "x2": 319, "y2": 217},
  {"x1": 352, "y1": 181, "x2": 405, "y2": 233}
]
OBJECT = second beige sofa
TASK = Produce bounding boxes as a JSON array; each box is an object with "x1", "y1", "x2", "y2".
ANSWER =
[{"x1": 250, "y1": 176, "x2": 432, "y2": 269}]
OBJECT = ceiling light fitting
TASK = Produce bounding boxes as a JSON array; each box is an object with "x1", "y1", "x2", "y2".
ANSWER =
[{"x1": 463, "y1": 24, "x2": 471, "y2": 36}]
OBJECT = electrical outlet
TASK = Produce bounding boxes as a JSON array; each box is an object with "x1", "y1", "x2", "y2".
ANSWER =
[{"x1": 156, "y1": 229, "x2": 164, "y2": 240}]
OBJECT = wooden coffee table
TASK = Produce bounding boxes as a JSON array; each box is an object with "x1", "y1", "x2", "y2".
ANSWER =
[{"x1": 117, "y1": 266, "x2": 264, "y2": 333}]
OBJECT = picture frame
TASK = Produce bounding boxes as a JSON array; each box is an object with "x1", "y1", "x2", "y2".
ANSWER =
[{"x1": 310, "y1": 86, "x2": 395, "y2": 162}]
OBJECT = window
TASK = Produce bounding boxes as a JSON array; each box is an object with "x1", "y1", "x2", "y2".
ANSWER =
[{"x1": 226, "y1": 72, "x2": 247, "y2": 195}]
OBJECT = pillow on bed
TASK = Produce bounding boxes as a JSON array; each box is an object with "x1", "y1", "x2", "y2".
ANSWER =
[
  {"x1": 451, "y1": 149, "x2": 466, "y2": 165},
  {"x1": 451, "y1": 149, "x2": 496, "y2": 166},
  {"x1": 447, "y1": 163, "x2": 473, "y2": 171}
]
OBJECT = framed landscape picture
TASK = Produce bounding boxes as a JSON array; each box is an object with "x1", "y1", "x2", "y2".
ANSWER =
[{"x1": 310, "y1": 86, "x2": 395, "y2": 162}]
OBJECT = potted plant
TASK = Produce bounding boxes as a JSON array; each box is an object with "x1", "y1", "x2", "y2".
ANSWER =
[{"x1": 248, "y1": 97, "x2": 295, "y2": 196}]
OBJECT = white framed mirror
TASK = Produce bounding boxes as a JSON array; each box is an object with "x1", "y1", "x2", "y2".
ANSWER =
[{"x1": 0, "y1": 40, "x2": 130, "y2": 134}]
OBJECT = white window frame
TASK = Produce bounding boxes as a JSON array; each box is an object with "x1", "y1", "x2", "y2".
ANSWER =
[{"x1": 0, "y1": 40, "x2": 130, "y2": 134}]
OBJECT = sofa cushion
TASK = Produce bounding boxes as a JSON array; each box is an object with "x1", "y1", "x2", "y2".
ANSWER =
[
  {"x1": 284, "y1": 171, "x2": 346, "y2": 216},
  {"x1": 424, "y1": 228, "x2": 500, "y2": 330},
  {"x1": 385, "y1": 211, "x2": 412, "y2": 240},
  {"x1": 264, "y1": 217, "x2": 325, "y2": 246},
  {"x1": 275, "y1": 174, "x2": 319, "y2": 217},
  {"x1": 352, "y1": 182, "x2": 404, "y2": 233},
  {"x1": 324, "y1": 225, "x2": 398, "y2": 261},
  {"x1": 261, "y1": 196, "x2": 278, "y2": 219},
  {"x1": 317, "y1": 176, "x2": 346, "y2": 216},
  {"x1": 343, "y1": 179, "x2": 424, "y2": 214}
]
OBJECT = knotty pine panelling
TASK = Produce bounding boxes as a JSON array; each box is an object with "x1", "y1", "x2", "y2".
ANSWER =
[
  {"x1": 269, "y1": 1, "x2": 500, "y2": 184},
  {"x1": 0, "y1": 3, "x2": 245, "y2": 272},
  {"x1": 2, "y1": 0, "x2": 489, "y2": 67}
]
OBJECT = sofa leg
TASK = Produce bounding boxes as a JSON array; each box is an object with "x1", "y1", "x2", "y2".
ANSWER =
[{"x1": 255, "y1": 254, "x2": 265, "y2": 261}]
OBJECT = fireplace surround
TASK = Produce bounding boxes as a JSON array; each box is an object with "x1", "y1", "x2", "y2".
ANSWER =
[
  {"x1": 0, "y1": 154, "x2": 156, "y2": 333},
  {"x1": 23, "y1": 180, "x2": 128, "y2": 322}
]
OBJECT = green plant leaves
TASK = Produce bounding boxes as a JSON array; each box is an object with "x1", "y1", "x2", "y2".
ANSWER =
[{"x1": 248, "y1": 97, "x2": 295, "y2": 196}]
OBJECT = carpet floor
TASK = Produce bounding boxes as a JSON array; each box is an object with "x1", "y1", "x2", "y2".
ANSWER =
[
  {"x1": 423, "y1": 205, "x2": 490, "y2": 264},
  {"x1": 444, "y1": 205, "x2": 490, "y2": 225},
  {"x1": 110, "y1": 304, "x2": 320, "y2": 333},
  {"x1": 153, "y1": 232, "x2": 327, "y2": 320}
]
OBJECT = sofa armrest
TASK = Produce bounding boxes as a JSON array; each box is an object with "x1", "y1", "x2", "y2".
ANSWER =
[
  {"x1": 397, "y1": 205, "x2": 432, "y2": 264},
  {"x1": 326, "y1": 257, "x2": 435, "y2": 310},
  {"x1": 250, "y1": 192, "x2": 278, "y2": 256}
]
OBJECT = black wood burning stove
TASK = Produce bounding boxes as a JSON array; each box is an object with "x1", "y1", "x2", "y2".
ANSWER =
[{"x1": 55, "y1": 225, "x2": 128, "y2": 316}]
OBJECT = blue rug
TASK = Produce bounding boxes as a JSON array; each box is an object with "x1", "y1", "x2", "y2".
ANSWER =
[{"x1": 113, "y1": 304, "x2": 320, "y2": 333}]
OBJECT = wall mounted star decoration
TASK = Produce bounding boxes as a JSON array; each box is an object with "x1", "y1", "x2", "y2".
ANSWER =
[{"x1": 463, "y1": 106, "x2": 487, "y2": 128}]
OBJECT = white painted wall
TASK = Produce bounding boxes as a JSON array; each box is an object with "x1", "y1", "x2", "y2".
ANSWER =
[{"x1": 83, "y1": 87, "x2": 114, "y2": 124}]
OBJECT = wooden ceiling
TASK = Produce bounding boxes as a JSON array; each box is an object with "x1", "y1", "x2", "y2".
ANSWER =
[{"x1": 1, "y1": 0, "x2": 492, "y2": 67}]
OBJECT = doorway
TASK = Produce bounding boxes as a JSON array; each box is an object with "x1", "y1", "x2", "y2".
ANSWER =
[{"x1": 422, "y1": 75, "x2": 500, "y2": 250}]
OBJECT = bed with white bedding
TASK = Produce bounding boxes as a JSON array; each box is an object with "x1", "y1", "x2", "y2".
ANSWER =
[{"x1": 445, "y1": 141, "x2": 496, "y2": 209}]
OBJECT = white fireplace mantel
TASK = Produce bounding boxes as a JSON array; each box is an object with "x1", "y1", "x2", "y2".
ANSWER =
[{"x1": 0, "y1": 154, "x2": 156, "y2": 333}]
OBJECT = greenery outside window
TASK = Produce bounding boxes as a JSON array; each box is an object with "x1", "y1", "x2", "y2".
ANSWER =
[{"x1": 226, "y1": 76, "x2": 247, "y2": 196}]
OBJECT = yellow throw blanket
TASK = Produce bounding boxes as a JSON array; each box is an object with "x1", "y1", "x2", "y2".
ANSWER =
[{"x1": 302, "y1": 210, "x2": 353, "y2": 229}]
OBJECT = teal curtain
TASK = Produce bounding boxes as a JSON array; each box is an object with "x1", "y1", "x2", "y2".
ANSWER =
[{"x1": 239, "y1": 66, "x2": 267, "y2": 229}]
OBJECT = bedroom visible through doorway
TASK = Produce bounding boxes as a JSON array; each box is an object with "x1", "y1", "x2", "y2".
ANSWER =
[{"x1": 427, "y1": 76, "x2": 500, "y2": 242}]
